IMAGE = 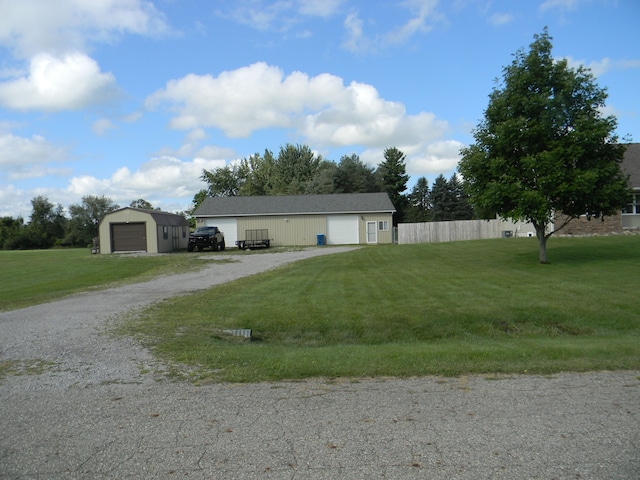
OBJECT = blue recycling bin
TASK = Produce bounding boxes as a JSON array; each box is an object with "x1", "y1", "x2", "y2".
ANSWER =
[{"x1": 316, "y1": 234, "x2": 325, "y2": 246}]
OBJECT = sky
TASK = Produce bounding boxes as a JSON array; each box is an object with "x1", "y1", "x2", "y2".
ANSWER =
[{"x1": 1, "y1": 0, "x2": 639, "y2": 219}]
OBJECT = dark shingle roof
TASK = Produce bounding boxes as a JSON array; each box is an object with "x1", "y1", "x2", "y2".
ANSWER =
[
  {"x1": 194, "y1": 193, "x2": 396, "y2": 217},
  {"x1": 109, "y1": 207, "x2": 189, "y2": 226},
  {"x1": 622, "y1": 143, "x2": 640, "y2": 189}
]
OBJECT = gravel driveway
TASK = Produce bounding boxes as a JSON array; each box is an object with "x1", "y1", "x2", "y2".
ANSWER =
[{"x1": 1, "y1": 247, "x2": 639, "y2": 479}]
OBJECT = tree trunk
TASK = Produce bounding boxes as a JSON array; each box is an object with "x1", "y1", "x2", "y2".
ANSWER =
[{"x1": 534, "y1": 223, "x2": 548, "y2": 264}]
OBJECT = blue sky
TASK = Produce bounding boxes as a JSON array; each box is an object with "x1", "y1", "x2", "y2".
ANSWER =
[{"x1": 1, "y1": 0, "x2": 639, "y2": 219}]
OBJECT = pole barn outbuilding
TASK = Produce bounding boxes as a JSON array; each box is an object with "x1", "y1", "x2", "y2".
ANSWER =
[
  {"x1": 193, "y1": 193, "x2": 396, "y2": 247},
  {"x1": 98, "y1": 208, "x2": 190, "y2": 254}
]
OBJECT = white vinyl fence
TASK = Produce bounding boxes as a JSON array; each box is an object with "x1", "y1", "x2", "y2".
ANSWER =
[{"x1": 398, "y1": 219, "x2": 537, "y2": 244}]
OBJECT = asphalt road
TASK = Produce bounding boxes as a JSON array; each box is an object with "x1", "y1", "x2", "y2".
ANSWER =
[{"x1": 1, "y1": 247, "x2": 639, "y2": 479}]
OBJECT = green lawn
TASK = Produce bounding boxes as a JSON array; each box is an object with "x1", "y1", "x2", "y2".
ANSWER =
[
  {"x1": 117, "y1": 235, "x2": 640, "y2": 382},
  {"x1": 0, "y1": 249, "x2": 208, "y2": 311}
]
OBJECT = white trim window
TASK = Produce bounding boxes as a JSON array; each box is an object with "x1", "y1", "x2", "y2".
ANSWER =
[
  {"x1": 623, "y1": 193, "x2": 640, "y2": 214},
  {"x1": 378, "y1": 220, "x2": 389, "y2": 231}
]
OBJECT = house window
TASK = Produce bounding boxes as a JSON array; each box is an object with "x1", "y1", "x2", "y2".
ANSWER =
[
  {"x1": 623, "y1": 194, "x2": 640, "y2": 214},
  {"x1": 378, "y1": 220, "x2": 389, "y2": 231},
  {"x1": 163, "y1": 225, "x2": 169, "y2": 239}
]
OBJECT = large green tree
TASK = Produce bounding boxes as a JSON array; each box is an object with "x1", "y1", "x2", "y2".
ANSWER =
[
  {"x1": 67, "y1": 195, "x2": 119, "y2": 246},
  {"x1": 459, "y1": 28, "x2": 629, "y2": 263},
  {"x1": 333, "y1": 154, "x2": 380, "y2": 193},
  {"x1": 27, "y1": 196, "x2": 67, "y2": 249},
  {"x1": 272, "y1": 144, "x2": 322, "y2": 194}
]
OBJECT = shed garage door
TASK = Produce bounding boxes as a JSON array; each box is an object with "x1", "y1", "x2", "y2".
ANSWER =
[
  {"x1": 204, "y1": 218, "x2": 237, "y2": 247},
  {"x1": 326, "y1": 215, "x2": 359, "y2": 245},
  {"x1": 111, "y1": 223, "x2": 147, "y2": 252}
]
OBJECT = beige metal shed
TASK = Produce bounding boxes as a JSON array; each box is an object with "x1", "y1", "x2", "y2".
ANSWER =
[{"x1": 98, "y1": 208, "x2": 190, "y2": 254}]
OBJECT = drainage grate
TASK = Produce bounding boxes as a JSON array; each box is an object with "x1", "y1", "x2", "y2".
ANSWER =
[{"x1": 222, "y1": 329, "x2": 252, "y2": 339}]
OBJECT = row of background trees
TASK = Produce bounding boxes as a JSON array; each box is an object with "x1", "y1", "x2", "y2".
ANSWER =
[
  {"x1": 0, "y1": 196, "x2": 151, "y2": 250},
  {"x1": 0, "y1": 145, "x2": 475, "y2": 250}
]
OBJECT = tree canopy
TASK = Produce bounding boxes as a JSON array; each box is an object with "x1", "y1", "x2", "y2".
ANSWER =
[{"x1": 459, "y1": 28, "x2": 629, "y2": 263}]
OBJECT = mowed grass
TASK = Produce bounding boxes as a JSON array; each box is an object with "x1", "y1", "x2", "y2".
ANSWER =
[
  {"x1": 0, "y1": 249, "x2": 208, "y2": 311},
  {"x1": 120, "y1": 235, "x2": 640, "y2": 382}
]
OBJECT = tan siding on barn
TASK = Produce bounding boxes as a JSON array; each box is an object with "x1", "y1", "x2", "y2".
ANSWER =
[
  {"x1": 233, "y1": 213, "x2": 394, "y2": 246},
  {"x1": 99, "y1": 209, "x2": 159, "y2": 253},
  {"x1": 359, "y1": 213, "x2": 394, "y2": 244},
  {"x1": 237, "y1": 215, "x2": 326, "y2": 247}
]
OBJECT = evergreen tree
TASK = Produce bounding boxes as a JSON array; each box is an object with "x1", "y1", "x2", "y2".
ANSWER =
[
  {"x1": 377, "y1": 147, "x2": 409, "y2": 224},
  {"x1": 406, "y1": 177, "x2": 430, "y2": 222}
]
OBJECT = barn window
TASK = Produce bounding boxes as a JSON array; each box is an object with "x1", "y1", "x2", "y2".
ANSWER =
[
  {"x1": 163, "y1": 225, "x2": 169, "y2": 239},
  {"x1": 378, "y1": 220, "x2": 389, "y2": 231},
  {"x1": 182, "y1": 227, "x2": 187, "y2": 238}
]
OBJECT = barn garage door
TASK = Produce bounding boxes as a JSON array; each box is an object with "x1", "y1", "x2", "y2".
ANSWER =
[
  {"x1": 111, "y1": 223, "x2": 147, "y2": 252},
  {"x1": 205, "y1": 218, "x2": 237, "y2": 247},
  {"x1": 326, "y1": 215, "x2": 359, "y2": 245}
]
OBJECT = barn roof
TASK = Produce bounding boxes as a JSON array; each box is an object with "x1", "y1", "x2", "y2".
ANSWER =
[
  {"x1": 194, "y1": 193, "x2": 396, "y2": 217},
  {"x1": 622, "y1": 143, "x2": 640, "y2": 189},
  {"x1": 104, "y1": 207, "x2": 190, "y2": 226}
]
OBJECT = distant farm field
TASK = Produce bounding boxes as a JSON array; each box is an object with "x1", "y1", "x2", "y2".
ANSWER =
[{"x1": 117, "y1": 235, "x2": 640, "y2": 382}]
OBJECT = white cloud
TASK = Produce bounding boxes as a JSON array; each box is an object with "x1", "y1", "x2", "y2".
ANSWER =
[
  {"x1": 298, "y1": 0, "x2": 345, "y2": 17},
  {"x1": 406, "y1": 140, "x2": 463, "y2": 176},
  {"x1": 93, "y1": 118, "x2": 116, "y2": 136},
  {"x1": 540, "y1": 0, "x2": 582, "y2": 12},
  {"x1": 0, "y1": 184, "x2": 29, "y2": 218},
  {"x1": 489, "y1": 12, "x2": 513, "y2": 26},
  {"x1": 383, "y1": 0, "x2": 440, "y2": 46},
  {"x1": 66, "y1": 156, "x2": 228, "y2": 205},
  {"x1": 0, "y1": 133, "x2": 68, "y2": 169},
  {"x1": 147, "y1": 63, "x2": 336, "y2": 136},
  {"x1": 0, "y1": 0, "x2": 171, "y2": 57},
  {"x1": 342, "y1": 12, "x2": 373, "y2": 54},
  {"x1": 301, "y1": 82, "x2": 448, "y2": 148},
  {"x1": 564, "y1": 56, "x2": 640, "y2": 77},
  {"x1": 147, "y1": 62, "x2": 450, "y2": 156},
  {"x1": 342, "y1": 0, "x2": 442, "y2": 54},
  {"x1": 220, "y1": 0, "x2": 344, "y2": 32},
  {"x1": 0, "y1": 52, "x2": 119, "y2": 111}
]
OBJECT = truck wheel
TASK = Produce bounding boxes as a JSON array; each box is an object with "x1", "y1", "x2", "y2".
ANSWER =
[
  {"x1": 219, "y1": 240, "x2": 225, "y2": 251},
  {"x1": 187, "y1": 245, "x2": 193, "y2": 252}
]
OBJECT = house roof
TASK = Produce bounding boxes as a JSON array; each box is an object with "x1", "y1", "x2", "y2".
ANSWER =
[
  {"x1": 622, "y1": 143, "x2": 640, "y2": 190},
  {"x1": 105, "y1": 207, "x2": 190, "y2": 226},
  {"x1": 194, "y1": 193, "x2": 396, "y2": 217}
]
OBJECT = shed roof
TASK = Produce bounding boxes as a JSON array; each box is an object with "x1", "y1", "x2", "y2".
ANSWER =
[
  {"x1": 104, "y1": 207, "x2": 189, "y2": 226},
  {"x1": 622, "y1": 143, "x2": 640, "y2": 189},
  {"x1": 194, "y1": 193, "x2": 396, "y2": 217}
]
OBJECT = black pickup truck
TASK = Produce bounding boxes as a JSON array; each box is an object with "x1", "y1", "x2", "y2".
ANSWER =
[{"x1": 187, "y1": 226, "x2": 225, "y2": 252}]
